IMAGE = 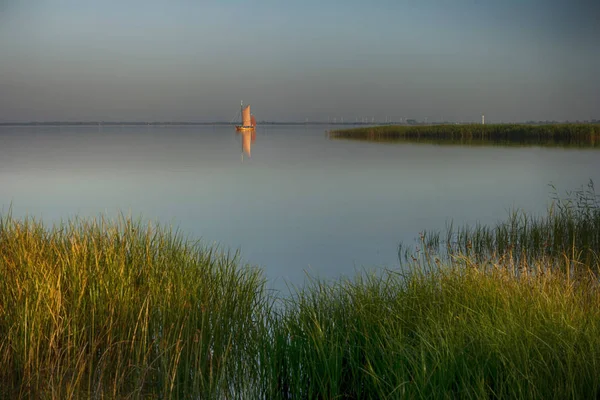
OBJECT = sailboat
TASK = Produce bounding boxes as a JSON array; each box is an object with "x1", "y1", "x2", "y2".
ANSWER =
[{"x1": 235, "y1": 101, "x2": 256, "y2": 132}]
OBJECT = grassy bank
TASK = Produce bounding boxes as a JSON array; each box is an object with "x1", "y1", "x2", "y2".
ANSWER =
[
  {"x1": 329, "y1": 123, "x2": 600, "y2": 147},
  {"x1": 2, "y1": 184, "x2": 600, "y2": 398}
]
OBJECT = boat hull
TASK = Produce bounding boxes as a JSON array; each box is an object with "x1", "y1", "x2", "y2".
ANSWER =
[{"x1": 235, "y1": 125, "x2": 255, "y2": 132}]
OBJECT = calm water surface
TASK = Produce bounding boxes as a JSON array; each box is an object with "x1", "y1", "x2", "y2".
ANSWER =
[{"x1": 1, "y1": 125, "x2": 599, "y2": 291}]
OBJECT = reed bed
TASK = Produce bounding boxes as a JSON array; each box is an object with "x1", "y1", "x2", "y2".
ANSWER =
[
  {"x1": 329, "y1": 123, "x2": 600, "y2": 147},
  {"x1": 400, "y1": 180, "x2": 600, "y2": 274},
  {"x1": 2, "y1": 183, "x2": 600, "y2": 398},
  {"x1": 266, "y1": 184, "x2": 600, "y2": 398},
  {"x1": 265, "y1": 263, "x2": 600, "y2": 399},
  {"x1": 0, "y1": 215, "x2": 270, "y2": 398}
]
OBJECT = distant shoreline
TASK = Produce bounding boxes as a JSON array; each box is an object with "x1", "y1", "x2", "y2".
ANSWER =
[
  {"x1": 329, "y1": 123, "x2": 600, "y2": 147},
  {"x1": 2, "y1": 121, "x2": 383, "y2": 127},
  {"x1": 1, "y1": 121, "x2": 599, "y2": 127},
  {"x1": 0, "y1": 121, "x2": 334, "y2": 127}
]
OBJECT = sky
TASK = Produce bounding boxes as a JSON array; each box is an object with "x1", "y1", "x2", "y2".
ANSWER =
[{"x1": 1, "y1": 0, "x2": 599, "y2": 123}]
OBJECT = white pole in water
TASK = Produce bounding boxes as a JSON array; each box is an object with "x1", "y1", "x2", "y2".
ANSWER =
[{"x1": 482, "y1": 114, "x2": 485, "y2": 125}]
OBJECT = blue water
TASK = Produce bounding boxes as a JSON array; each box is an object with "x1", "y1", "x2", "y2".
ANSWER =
[{"x1": 2, "y1": 124, "x2": 599, "y2": 291}]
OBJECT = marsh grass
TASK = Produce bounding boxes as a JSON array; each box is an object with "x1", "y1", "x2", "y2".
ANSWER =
[
  {"x1": 329, "y1": 123, "x2": 600, "y2": 147},
  {"x1": 400, "y1": 181, "x2": 600, "y2": 275},
  {"x1": 264, "y1": 181, "x2": 600, "y2": 399},
  {"x1": 0, "y1": 214, "x2": 269, "y2": 398},
  {"x1": 264, "y1": 262, "x2": 600, "y2": 399},
  {"x1": 3, "y1": 182, "x2": 600, "y2": 398}
]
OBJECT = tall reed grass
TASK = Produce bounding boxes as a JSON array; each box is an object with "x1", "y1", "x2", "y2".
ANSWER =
[
  {"x1": 264, "y1": 263, "x2": 600, "y2": 399},
  {"x1": 400, "y1": 180, "x2": 600, "y2": 274},
  {"x1": 265, "y1": 181, "x2": 600, "y2": 398},
  {"x1": 3, "y1": 182, "x2": 600, "y2": 398},
  {"x1": 329, "y1": 123, "x2": 600, "y2": 147},
  {"x1": 0, "y1": 215, "x2": 269, "y2": 398}
]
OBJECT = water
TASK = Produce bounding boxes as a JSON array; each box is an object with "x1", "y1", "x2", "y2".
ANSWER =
[{"x1": 2, "y1": 124, "x2": 599, "y2": 291}]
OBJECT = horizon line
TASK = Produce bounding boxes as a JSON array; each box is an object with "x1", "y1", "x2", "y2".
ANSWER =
[{"x1": 1, "y1": 119, "x2": 599, "y2": 127}]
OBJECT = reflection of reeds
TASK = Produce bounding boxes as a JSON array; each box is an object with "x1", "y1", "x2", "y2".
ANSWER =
[
  {"x1": 3, "y1": 182, "x2": 600, "y2": 398},
  {"x1": 329, "y1": 123, "x2": 600, "y2": 147}
]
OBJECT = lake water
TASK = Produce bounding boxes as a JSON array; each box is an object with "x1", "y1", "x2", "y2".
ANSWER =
[{"x1": 2, "y1": 124, "x2": 599, "y2": 291}]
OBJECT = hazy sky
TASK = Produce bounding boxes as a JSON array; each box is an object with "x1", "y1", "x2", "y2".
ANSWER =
[{"x1": 1, "y1": 0, "x2": 599, "y2": 122}]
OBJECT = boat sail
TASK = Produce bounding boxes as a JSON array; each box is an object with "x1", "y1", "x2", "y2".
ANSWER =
[{"x1": 235, "y1": 101, "x2": 256, "y2": 132}]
